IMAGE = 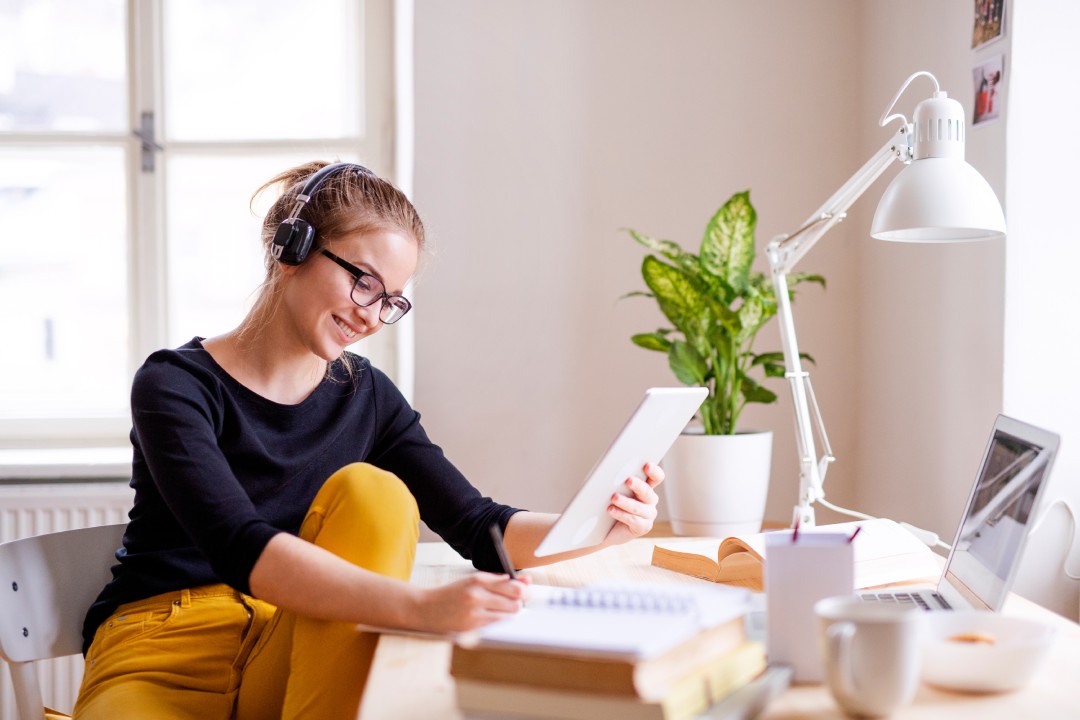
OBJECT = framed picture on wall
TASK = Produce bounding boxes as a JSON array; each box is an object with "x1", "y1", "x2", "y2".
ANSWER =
[
  {"x1": 972, "y1": 0, "x2": 1006, "y2": 49},
  {"x1": 972, "y1": 54, "x2": 1005, "y2": 126}
]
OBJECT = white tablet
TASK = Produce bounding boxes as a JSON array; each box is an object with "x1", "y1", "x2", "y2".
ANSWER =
[{"x1": 533, "y1": 387, "x2": 708, "y2": 557}]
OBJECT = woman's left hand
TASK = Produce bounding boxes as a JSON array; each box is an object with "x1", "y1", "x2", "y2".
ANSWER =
[{"x1": 603, "y1": 462, "x2": 664, "y2": 546}]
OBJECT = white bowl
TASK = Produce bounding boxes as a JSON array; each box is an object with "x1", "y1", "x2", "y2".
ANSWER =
[{"x1": 920, "y1": 611, "x2": 1055, "y2": 693}]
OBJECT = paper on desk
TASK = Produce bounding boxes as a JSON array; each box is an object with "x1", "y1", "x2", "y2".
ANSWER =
[{"x1": 470, "y1": 580, "x2": 751, "y2": 660}]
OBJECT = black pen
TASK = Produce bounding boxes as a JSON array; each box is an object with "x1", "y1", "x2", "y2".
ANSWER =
[{"x1": 488, "y1": 523, "x2": 518, "y2": 579}]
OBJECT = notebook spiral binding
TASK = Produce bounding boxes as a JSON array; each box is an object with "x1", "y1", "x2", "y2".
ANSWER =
[{"x1": 546, "y1": 587, "x2": 696, "y2": 614}]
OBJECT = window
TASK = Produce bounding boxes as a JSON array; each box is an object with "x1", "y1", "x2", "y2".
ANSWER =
[{"x1": 0, "y1": 0, "x2": 398, "y2": 448}]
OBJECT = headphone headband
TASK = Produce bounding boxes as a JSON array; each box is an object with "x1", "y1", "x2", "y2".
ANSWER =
[{"x1": 271, "y1": 162, "x2": 373, "y2": 265}]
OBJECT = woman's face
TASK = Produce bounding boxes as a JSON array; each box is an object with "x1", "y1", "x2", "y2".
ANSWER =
[{"x1": 282, "y1": 227, "x2": 419, "y2": 363}]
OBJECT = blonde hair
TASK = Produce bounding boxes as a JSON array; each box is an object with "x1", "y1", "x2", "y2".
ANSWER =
[{"x1": 244, "y1": 161, "x2": 425, "y2": 333}]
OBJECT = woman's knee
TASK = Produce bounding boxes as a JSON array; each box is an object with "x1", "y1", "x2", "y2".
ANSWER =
[
  {"x1": 301, "y1": 463, "x2": 420, "y2": 559},
  {"x1": 321, "y1": 463, "x2": 418, "y2": 520}
]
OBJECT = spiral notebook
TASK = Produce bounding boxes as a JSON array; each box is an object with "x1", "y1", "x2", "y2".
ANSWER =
[{"x1": 466, "y1": 582, "x2": 751, "y2": 660}]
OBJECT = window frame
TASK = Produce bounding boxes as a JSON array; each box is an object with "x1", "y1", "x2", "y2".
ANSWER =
[{"x1": 0, "y1": 0, "x2": 403, "y2": 450}]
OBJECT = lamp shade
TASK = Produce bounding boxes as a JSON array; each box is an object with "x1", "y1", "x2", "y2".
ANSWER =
[
  {"x1": 871, "y1": 157, "x2": 1007, "y2": 242},
  {"x1": 871, "y1": 91, "x2": 1006, "y2": 242}
]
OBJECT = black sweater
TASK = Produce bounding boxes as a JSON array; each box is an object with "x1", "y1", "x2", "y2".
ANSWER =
[{"x1": 83, "y1": 338, "x2": 519, "y2": 651}]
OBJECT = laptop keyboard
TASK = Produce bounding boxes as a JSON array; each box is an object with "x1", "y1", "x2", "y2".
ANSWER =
[{"x1": 859, "y1": 591, "x2": 952, "y2": 611}]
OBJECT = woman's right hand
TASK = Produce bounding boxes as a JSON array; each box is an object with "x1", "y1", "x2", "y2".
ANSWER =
[{"x1": 412, "y1": 572, "x2": 529, "y2": 633}]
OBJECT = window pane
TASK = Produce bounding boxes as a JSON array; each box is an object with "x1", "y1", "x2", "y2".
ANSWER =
[
  {"x1": 0, "y1": 146, "x2": 128, "y2": 417},
  {"x1": 165, "y1": 154, "x2": 396, "y2": 369},
  {"x1": 166, "y1": 155, "x2": 296, "y2": 346},
  {"x1": 0, "y1": 0, "x2": 126, "y2": 132},
  {"x1": 163, "y1": 0, "x2": 360, "y2": 141}
]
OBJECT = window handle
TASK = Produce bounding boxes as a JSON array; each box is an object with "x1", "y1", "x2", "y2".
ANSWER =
[{"x1": 133, "y1": 111, "x2": 164, "y2": 172}]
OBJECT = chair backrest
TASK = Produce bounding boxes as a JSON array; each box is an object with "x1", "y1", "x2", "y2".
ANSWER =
[{"x1": 0, "y1": 524, "x2": 125, "y2": 718}]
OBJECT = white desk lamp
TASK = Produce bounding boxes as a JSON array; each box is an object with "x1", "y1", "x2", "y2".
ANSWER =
[{"x1": 766, "y1": 71, "x2": 1007, "y2": 528}]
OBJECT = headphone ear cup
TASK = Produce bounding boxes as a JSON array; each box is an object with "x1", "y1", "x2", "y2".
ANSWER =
[{"x1": 271, "y1": 219, "x2": 316, "y2": 265}]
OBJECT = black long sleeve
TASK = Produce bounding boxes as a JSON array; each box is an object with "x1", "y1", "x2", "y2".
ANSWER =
[{"x1": 83, "y1": 338, "x2": 520, "y2": 652}]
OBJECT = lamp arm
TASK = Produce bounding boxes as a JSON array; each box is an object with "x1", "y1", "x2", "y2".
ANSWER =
[{"x1": 766, "y1": 128, "x2": 910, "y2": 528}]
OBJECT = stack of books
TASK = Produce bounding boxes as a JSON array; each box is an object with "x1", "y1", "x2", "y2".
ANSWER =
[{"x1": 450, "y1": 583, "x2": 764, "y2": 719}]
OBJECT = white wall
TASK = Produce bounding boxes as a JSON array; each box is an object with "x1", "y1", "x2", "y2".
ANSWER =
[
  {"x1": 1002, "y1": 0, "x2": 1080, "y2": 619},
  {"x1": 412, "y1": 0, "x2": 862, "y2": 525}
]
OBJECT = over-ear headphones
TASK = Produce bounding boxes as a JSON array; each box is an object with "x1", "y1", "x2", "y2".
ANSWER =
[{"x1": 270, "y1": 162, "x2": 373, "y2": 265}]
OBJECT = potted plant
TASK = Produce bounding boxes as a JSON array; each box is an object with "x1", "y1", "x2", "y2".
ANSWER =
[{"x1": 626, "y1": 190, "x2": 823, "y2": 535}]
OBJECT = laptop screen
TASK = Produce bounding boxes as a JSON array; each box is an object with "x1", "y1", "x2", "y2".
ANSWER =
[{"x1": 942, "y1": 419, "x2": 1058, "y2": 610}]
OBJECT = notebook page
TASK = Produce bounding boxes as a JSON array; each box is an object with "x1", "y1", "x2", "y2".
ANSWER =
[{"x1": 471, "y1": 581, "x2": 750, "y2": 659}]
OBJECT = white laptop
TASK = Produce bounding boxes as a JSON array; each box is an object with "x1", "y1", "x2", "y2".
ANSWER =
[
  {"x1": 861, "y1": 414, "x2": 1059, "y2": 611},
  {"x1": 534, "y1": 387, "x2": 707, "y2": 557}
]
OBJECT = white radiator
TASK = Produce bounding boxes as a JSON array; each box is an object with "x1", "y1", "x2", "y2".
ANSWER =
[{"x1": 0, "y1": 482, "x2": 133, "y2": 720}]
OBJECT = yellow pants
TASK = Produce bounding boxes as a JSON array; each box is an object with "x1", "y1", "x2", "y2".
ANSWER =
[{"x1": 72, "y1": 463, "x2": 420, "y2": 719}]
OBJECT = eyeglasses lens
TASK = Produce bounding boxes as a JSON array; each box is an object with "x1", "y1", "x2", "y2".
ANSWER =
[
  {"x1": 350, "y1": 275, "x2": 384, "y2": 307},
  {"x1": 380, "y1": 299, "x2": 409, "y2": 324},
  {"x1": 350, "y1": 277, "x2": 410, "y2": 324}
]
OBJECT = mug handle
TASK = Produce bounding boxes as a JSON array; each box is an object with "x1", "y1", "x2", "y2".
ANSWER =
[{"x1": 826, "y1": 621, "x2": 859, "y2": 698}]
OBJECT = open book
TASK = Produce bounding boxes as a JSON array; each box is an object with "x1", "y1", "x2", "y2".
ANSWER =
[{"x1": 651, "y1": 519, "x2": 941, "y2": 592}]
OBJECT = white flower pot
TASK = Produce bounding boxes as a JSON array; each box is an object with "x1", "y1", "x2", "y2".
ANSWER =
[{"x1": 662, "y1": 430, "x2": 773, "y2": 537}]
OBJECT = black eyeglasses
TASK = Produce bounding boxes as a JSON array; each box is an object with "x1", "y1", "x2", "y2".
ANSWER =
[{"x1": 319, "y1": 249, "x2": 412, "y2": 324}]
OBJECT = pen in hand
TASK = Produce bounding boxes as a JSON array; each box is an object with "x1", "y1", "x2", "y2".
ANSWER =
[
  {"x1": 490, "y1": 523, "x2": 555, "y2": 607},
  {"x1": 489, "y1": 523, "x2": 518, "y2": 579}
]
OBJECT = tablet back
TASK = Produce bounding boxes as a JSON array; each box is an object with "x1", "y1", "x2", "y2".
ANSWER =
[{"x1": 534, "y1": 387, "x2": 707, "y2": 557}]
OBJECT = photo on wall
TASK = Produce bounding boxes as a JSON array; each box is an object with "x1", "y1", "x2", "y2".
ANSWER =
[
  {"x1": 972, "y1": 54, "x2": 1004, "y2": 126},
  {"x1": 972, "y1": 0, "x2": 1006, "y2": 49}
]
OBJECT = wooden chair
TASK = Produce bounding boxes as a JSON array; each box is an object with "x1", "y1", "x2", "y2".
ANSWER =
[{"x1": 0, "y1": 524, "x2": 125, "y2": 720}]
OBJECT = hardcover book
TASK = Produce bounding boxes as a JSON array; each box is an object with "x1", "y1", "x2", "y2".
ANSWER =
[
  {"x1": 452, "y1": 617, "x2": 748, "y2": 699},
  {"x1": 455, "y1": 641, "x2": 766, "y2": 720}
]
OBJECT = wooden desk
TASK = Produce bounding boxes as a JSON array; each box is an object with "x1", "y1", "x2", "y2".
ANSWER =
[{"x1": 357, "y1": 538, "x2": 1080, "y2": 719}]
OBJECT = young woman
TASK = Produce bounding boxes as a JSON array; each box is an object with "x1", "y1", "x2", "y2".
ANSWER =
[{"x1": 73, "y1": 162, "x2": 664, "y2": 719}]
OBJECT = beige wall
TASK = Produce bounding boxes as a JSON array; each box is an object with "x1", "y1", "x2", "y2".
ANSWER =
[
  {"x1": 850, "y1": 5, "x2": 1006, "y2": 549},
  {"x1": 410, "y1": 0, "x2": 1076, "y2": 619},
  {"x1": 412, "y1": 0, "x2": 862, "y2": 522},
  {"x1": 854, "y1": 0, "x2": 1079, "y2": 619}
]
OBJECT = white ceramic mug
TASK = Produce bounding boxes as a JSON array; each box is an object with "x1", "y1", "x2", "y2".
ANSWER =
[{"x1": 814, "y1": 595, "x2": 923, "y2": 717}]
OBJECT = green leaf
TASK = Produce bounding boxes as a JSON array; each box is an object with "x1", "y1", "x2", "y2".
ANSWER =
[
  {"x1": 641, "y1": 255, "x2": 710, "y2": 343},
  {"x1": 751, "y1": 351, "x2": 785, "y2": 367},
  {"x1": 632, "y1": 235, "x2": 711, "y2": 283},
  {"x1": 736, "y1": 297, "x2": 765, "y2": 344},
  {"x1": 630, "y1": 332, "x2": 672, "y2": 352},
  {"x1": 627, "y1": 229, "x2": 691, "y2": 265},
  {"x1": 741, "y1": 375, "x2": 778, "y2": 404},
  {"x1": 668, "y1": 340, "x2": 708, "y2": 386},
  {"x1": 750, "y1": 351, "x2": 789, "y2": 379},
  {"x1": 761, "y1": 362, "x2": 787, "y2": 378},
  {"x1": 700, "y1": 191, "x2": 756, "y2": 293},
  {"x1": 788, "y1": 272, "x2": 827, "y2": 290}
]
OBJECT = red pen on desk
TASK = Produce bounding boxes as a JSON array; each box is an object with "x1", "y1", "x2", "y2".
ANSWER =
[
  {"x1": 791, "y1": 517, "x2": 800, "y2": 544},
  {"x1": 847, "y1": 526, "x2": 862, "y2": 543}
]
